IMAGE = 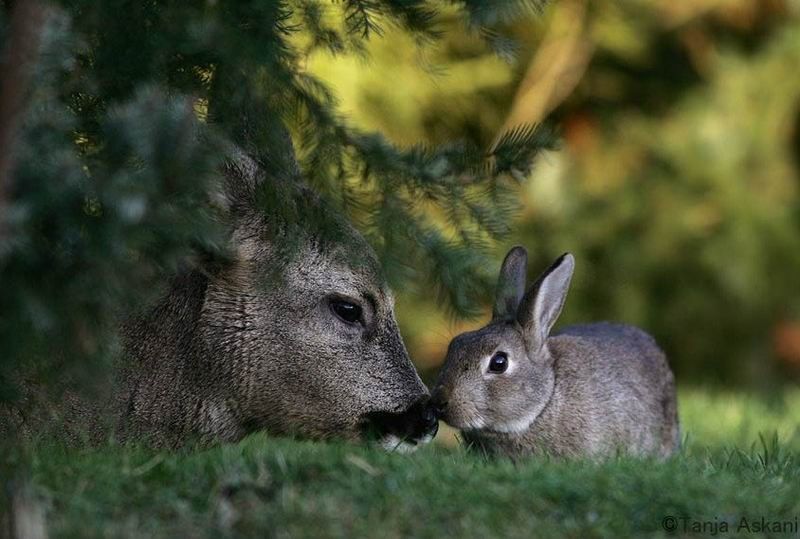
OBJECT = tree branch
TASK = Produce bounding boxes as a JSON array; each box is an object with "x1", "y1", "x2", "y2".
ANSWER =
[{"x1": 0, "y1": 0, "x2": 48, "y2": 239}]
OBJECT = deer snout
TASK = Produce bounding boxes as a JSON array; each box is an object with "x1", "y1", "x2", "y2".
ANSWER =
[
  {"x1": 364, "y1": 395, "x2": 439, "y2": 451},
  {"x1": 429, "y1": 383, "x2": 455, "y2": 424},
  {"x1": 429, "y1": 390, "x2": 448, "y2": 418},
  {"x1": 405, "y1": 397, "x2": 439, "y2": 442}
]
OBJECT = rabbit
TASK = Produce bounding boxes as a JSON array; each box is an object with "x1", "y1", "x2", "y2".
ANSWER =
[{"x1": 431, "y1": 247, "x2": 680, "y2": 458}]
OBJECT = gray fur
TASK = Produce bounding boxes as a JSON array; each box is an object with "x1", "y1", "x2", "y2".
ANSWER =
[
  {"x1": 432, "y1": 247, "x2": 680, "y2": 458},
  {"x1": 3, "y1": 143, "x2": 437, "y2": 449},
  {"x1": 109, "y1": 150, "x2": 436, "y2": 448}
]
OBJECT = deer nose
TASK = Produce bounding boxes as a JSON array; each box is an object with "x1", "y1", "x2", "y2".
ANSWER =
[
  {"x1": 429, "y1": 391, "x2": 448, "y2": 417},
  {"x1": 421, "y1": 403, "x2": 438, "y2": 430}
]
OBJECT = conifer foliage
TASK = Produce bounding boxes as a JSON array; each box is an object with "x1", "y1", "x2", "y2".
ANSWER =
[{"x1": 0, "y1": 1, "x2": 549, "y2": 406}]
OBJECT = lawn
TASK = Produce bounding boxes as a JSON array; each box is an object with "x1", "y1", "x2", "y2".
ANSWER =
[{"x1": 9, "y1": 387, "x2": 800, "y2": 538}]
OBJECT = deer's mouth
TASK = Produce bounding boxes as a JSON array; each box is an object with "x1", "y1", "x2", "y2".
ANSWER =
[{"x1": 361, "y1": 397, "x2": 439, "y2": 452}]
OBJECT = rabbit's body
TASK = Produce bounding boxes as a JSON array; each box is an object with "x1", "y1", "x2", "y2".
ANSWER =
[
  {"x1": 463, "y1": 323, "x2": 679, "y2": 458},
  {"x1": 432, "y1": 248, "x2": 680, "y2": 459}
]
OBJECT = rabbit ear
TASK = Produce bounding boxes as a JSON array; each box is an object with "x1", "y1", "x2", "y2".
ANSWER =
[
  {"x1": 492, "y1": 246, "x2": 529, "y2": 321},
  {"x1": 517, "y1": 253, "x2": 575, "y2": 350}
]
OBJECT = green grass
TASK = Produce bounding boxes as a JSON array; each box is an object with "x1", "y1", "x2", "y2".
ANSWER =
[{"x1": 9, "y1": 388, "x2": 800, "y2": 538}]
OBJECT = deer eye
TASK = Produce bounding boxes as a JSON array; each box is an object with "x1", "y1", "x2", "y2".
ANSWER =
[
  {"x1": 330, "y1": 300, "x2": 363, "y2": 325},
  {"x1": 488, "y1": 352, "x2": 508, "y2": 374}
]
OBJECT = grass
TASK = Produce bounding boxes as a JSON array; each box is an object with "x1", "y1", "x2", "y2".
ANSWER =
[{"x1": 7, "y1": 387, "x2": 800, "y2": 538}]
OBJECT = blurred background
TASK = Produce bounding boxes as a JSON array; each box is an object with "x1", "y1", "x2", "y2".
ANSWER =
[{"x1": 302, "y1": 0, "x2": 800, "y2": 389}]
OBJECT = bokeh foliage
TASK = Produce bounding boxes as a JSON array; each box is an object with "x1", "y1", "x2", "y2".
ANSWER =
[
  {"x1": 533, "y1": 0, "x2": 800, "y2": 386},
  {"x1": 312, "y1": 0, "x2": 800, "y2": 386}
]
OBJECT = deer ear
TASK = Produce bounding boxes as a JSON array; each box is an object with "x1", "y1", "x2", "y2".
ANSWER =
[
  {"x1": 492, "y1": 246, "x2": 529, "y2": 322},
  {"x1": 212, "y1": 123, "x2": 301, "y2": 215},
  {"x1": 209, "y1": 146, "x2": 261, "y2": 214},
  {"x1": 517, "y1": 253, "x2": 574, "y2": 350}
]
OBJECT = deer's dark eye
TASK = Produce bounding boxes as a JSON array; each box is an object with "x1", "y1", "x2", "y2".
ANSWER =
[
  {"x1": 331, "y1": 300, "x2": 362, "y2": 325},
  {"x1": 488, "y1": 352, "x2": 508, "y2": 374}
]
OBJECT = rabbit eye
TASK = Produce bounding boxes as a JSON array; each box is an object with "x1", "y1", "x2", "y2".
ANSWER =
[{"x1": 488, "y1": 352, "x2": 508, "y2": 374}]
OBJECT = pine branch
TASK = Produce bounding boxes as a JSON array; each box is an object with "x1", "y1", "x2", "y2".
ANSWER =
[
  {"x1": 344, "y1": 0, "x2": 383, "y2": 38},
  {"x1": 287, "y1": 100, "x2": 552, "y2": 314},
  {"x1": 298, "y1": 1, "x2": 347, "y2": 54},
  {"x1": 479, "y1": 26, "x2": 520, "y2": 63},
  {"x1": 488, "y1": 123, "x2": 555, "y2": 179},
  {"x1": 379, "y1": 0, "x2": 440, "y2": 40},
  {"x1": 455, "y1": 0, "x2": 548, "y2": 27},
  {"x1": 2, "y1": 0, "x2": 557, "y2": 328}
]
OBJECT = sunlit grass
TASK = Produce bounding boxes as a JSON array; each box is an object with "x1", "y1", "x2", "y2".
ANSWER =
[{"x1": 679, "y1": 387, "x2": 800, "y2": 450}]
